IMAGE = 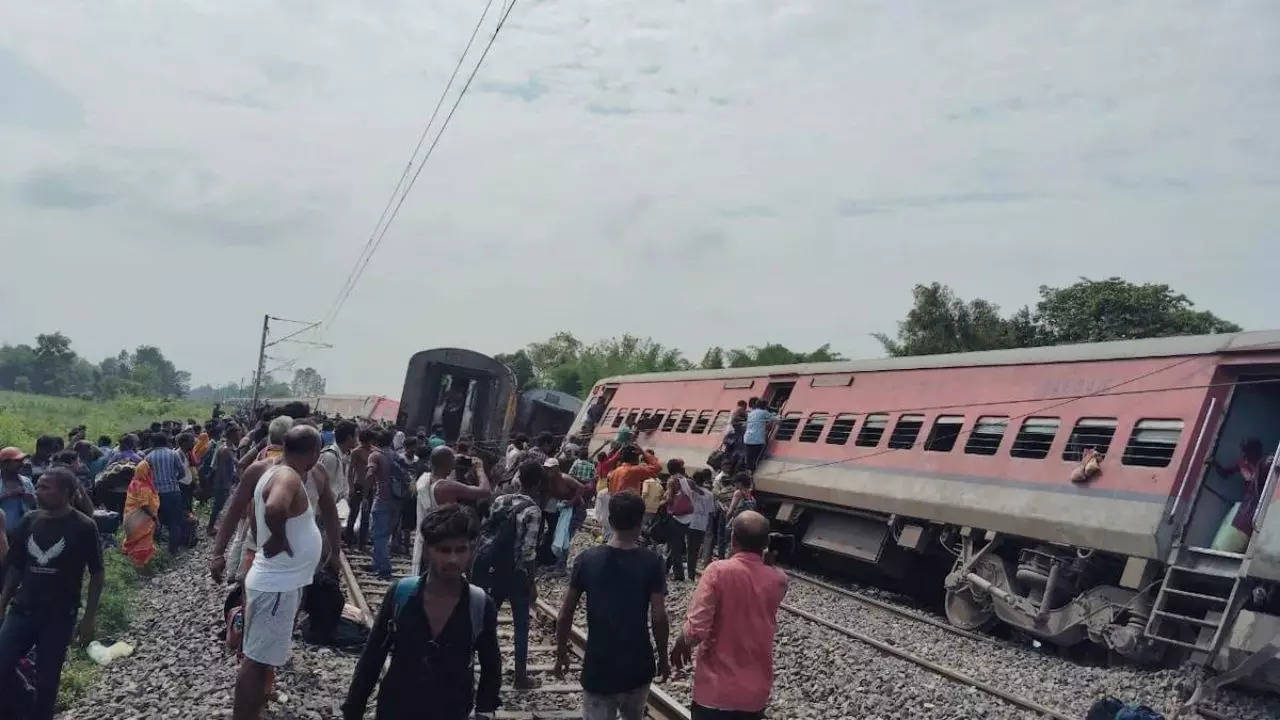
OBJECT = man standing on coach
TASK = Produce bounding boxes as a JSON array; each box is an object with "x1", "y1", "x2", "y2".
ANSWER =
[{"x1": 671, "y1": 510, "x2": 786, "y2": 719}]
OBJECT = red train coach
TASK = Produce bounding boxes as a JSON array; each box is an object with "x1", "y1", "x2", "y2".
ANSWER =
[{"x1": 571, "y1": 330, "x2": 1280, "y2": 688}]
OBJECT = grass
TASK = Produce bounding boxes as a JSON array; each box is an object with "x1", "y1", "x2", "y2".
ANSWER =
[
  {"x1": 0, "y1": 391, "x2": 212, "y2": 451},
  {"x1": 0, "y1": 390, "x2": 211, "y2": 709}
]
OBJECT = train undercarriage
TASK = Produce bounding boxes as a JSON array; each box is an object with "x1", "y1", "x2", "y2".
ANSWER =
[{"x1": 770, "y1": 500, "x2": 1280, "y2": 690}]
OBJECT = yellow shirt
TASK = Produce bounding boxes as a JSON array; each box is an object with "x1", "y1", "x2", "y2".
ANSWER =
[{"x1": 641, "y1": 477, "x2": 665, "y2": 514}]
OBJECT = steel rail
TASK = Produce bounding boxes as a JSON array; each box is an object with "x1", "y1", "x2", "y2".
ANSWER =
[{"x1": 778, "y1": 600, "x2": 1075, "y2": 720}]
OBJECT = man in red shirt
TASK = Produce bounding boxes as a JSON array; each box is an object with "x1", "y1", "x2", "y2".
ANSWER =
[{"x1": 670, "y1": 511, "x2": 787, "y2": 719}]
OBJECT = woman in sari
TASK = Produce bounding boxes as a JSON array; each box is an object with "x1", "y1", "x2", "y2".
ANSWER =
[{"x1": 123, "y1": 459, "x2": 161, "y2": 567}]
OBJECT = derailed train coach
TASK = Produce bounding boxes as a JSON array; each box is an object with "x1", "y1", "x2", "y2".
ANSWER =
[
  {"x1": 397, "y1": 348, "x2": 583, "y2": 452},
  {"x1": 398, "y1": 348, "x2": 519, "y2": 445},
  {"x1": 569, "y1": 330, "x2": 1280, "y2": 690}
]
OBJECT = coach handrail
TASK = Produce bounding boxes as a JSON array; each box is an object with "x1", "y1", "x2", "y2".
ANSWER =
[{"x1": 1170, "y1": 397, "x2": 1216, "y2": 522}]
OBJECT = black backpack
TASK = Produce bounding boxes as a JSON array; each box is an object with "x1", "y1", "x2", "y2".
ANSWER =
[
  {"x1": 471, "y1": 497, "x2": 534, "y2": 592},
  {"x1": 388, "y1": 456, "x2": 413, "y2": 501}
]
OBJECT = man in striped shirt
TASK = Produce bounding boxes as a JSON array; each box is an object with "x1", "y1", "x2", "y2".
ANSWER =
[{"x1": 145, "y1": 433, "x2": 190, "y2": 555}]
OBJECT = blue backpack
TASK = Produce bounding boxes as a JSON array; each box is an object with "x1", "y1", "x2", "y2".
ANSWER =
[{"x1": 386, "y1": 576, "x2": 488, "y2": 647}]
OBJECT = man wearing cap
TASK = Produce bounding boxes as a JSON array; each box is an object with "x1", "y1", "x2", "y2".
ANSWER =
[{"x1": 0, "y1": 448, "x2": 36, "y2": 534}]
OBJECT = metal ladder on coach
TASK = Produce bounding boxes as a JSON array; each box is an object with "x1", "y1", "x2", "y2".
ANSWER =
[{"x1": 1144, "y1": 543, "x2": 1247, "y2": 659}]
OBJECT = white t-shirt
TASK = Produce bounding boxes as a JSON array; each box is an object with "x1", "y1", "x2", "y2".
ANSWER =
[
  {"x1": 411, "y1": 472, "x2": 443, "y2": 575},
  {"x1": 688, "y1": 485, "x2": 715, "y2": 532}
]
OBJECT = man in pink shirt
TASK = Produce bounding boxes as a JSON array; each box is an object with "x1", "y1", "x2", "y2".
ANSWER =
[{"x1": 670, "y1": 511, "x2": 787, "y2": 719}]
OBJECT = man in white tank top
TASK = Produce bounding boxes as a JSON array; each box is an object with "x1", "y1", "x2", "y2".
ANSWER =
[
  {"x1": 410, "y1": 446, "x2": 493, "y2": 575},
  {"x1": 233, "y1": 425, "x2": 323, "y2": 720}
]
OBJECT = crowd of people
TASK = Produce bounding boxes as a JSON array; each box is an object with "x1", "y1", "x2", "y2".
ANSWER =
[{"x1": 0, "y1": 395, "x2": 790, "y2": 720}]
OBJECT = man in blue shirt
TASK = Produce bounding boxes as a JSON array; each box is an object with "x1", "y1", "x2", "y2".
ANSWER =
[
  {"x1": 145, "y1": 433, "x2": 190, "y2": 554},
  {"x1": 742, "y1": 397, "x2": 777, "y2": 471}
]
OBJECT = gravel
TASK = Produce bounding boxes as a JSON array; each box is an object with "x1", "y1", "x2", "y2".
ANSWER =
[
  {"x1": 58, "y1": 528, "x2": 1280, "y2": 720},
  {"x1": 57, "y1": 541, "x2": 358, "y2": 720},
  {"x1": 538, "y1": 528, "x2": 1280, "y2": 720}
]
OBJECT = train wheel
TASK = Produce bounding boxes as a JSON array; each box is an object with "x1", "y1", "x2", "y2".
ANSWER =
[{"x1": 944, "y1": 586, "x2": 996, "y2": 631}]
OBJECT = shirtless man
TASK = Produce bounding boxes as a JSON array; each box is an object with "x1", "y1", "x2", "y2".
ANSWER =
[{"x1": 233, "y1": 426, "x2": 324, "y2": 719}]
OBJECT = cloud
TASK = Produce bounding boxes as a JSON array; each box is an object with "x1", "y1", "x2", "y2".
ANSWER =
[
  {"x1": 720, "y1": 205, "x2": 777, "y2": 219},
  {"x1": 0, "y1": 1, "x2": 1276, "y2": 395},
  {"x1": 0, "y1": 46, "x2": 82, "y2": 130},
  {"x1": 585, "y1": 102, "x2": 635, "y2": 116},
  {"x1": 15, "y1": 167, "x2": 116, "y2": 209},
  {"x1": 837, "y1": 192, "x2": 1036, "y2": 216},
  {"x1": 477, "y1": 75, "x2": 548, "y2": 101}
]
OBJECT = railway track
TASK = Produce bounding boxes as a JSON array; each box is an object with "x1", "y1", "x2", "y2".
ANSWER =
[
  {"x1": 778, "y1": 568, "x2": 1075, "y2": 720},
  {"x1": 338, "y1": 548, "x2": 689, "y2": 720}
]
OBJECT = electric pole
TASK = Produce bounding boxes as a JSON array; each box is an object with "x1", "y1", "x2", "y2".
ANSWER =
[
  {"x1": 248, "y1": 315, "x2": 334, "y2": 415},
  {"x1": 249, "y1": 314, "x2": 270, "y2": 413}
]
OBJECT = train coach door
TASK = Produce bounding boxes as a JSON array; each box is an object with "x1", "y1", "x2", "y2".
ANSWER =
[
  {"x1": 762, "y1": 379, "x2": 797, "y2": 458},
  {"x1": 763, "y1": 379, "x2": 796, "y2": 410}
]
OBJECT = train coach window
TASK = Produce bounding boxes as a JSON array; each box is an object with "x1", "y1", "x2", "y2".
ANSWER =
[
  {"x1": 626, "y1": 411, "x2": 640, "y2": 427},
  {"x1": 1122, "y1": 419, "x2": 1184, "y2": 467},
  {"x1": 924, "y1": 415, "x2": 965, "y2": 452},
  {"x1": 800, "y1": 413, "x2": 829, "y2": 443},
  {"x1": 775, "y1": 412, "x2": 803, "y2": 441},
  {"x1": 964, "y1": 416, "x2": 1008, "y2": 455},
  {"x1": 856, "y1": 413, "x2": 888, "y2": 446},
  {"x1": 662, "y1": 411, "x2": 680, "y2": 432},
  {"x1": 692, "y1": 411, "x2": 713, "y2": 434},
  {"x1": 651, "y1": 411, "x2": 667, "y2": 431},
  {"x1": 1010, "y1": 417, "x2": 1060, "y2": 459},
  {"x1": 709, "y1": 410, "x2": 731, "y2": 435},
  {"x1": 675, "y1": 411, "x2": 696, "y2": 433},
  {"x1": 826, "y1": 413, "x2": 857, "y2": 445},
  {"x1": 1062, "y1": 418, "x2": 1117, "y2": 461},
  {"x1": 604, "y1": 409, "x2": 619, "y2": 427},
  {"x1": 888, "y1": 414, "x2": 925, "y2": 449}
]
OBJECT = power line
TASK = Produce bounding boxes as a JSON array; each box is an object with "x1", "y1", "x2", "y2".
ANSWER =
[
  {"x1": 323, "y1": 0, "x2": 498, "y2": 328},
  {"x1": 324, "y1": 0, "x2": 518, "y2": 328}
]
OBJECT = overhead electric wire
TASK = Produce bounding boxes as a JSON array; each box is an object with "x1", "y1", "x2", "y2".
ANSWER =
[
  {"x1": 324, "y1": 0, "x2": 520, "y2": 329},
  {"x1": 324, "y1": 0, "x2": 500, "y2": 328}
]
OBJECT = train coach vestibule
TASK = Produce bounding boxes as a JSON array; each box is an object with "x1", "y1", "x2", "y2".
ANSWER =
[{"x1": 1182, "y1": 373, "x2": 1280, "y2": 554}]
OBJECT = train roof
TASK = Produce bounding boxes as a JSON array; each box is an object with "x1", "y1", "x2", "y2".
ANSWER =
[{"x1": 596, "y1": 329, "x2": 1280, "y2": 386}]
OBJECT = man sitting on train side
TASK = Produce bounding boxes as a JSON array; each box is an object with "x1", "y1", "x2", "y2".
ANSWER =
[{"x1": 742, "y1": 398, "x2": 777, "y2": 472}]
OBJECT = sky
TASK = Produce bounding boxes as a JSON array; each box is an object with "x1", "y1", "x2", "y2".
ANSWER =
[{"x1": 1, "y1": 1, "x2": 1277, "y2": 396}]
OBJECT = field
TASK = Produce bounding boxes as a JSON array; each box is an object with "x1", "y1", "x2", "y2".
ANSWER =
[{"x1": 0, "y1": 391, "x2": 212, "y2": 451}]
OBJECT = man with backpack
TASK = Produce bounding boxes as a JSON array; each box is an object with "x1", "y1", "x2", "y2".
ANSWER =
[
  {"x1": 473, "y1": 459, "x2": 546, "y2": 690},
  {"x1": 342, "y1": 504, "x2": 501, "y2": 720}
]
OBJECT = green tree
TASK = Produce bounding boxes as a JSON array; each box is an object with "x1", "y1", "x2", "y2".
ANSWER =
[
  {"x1": 0, "y1": 344, "x2": 38, "y2": 390},
  {"x1": 875, "y1": 279, "x2": 1241, "y2": 357},
  {"x1": 1034, "y1": 277, "x2": 1241, "y2": 345},
  {"x1": 33, "y1": 333, "x2": 77, "y2": 395},
  {"x1": 291, "y1": 367, "x2": 327, "y2": 396},
  {"x1": 873, "y1": 283, "x2": 1030, "y2": 357},
  {"x1": 494, "y1": 350, "x2": 538, "y2": 391},
  {"x1": 700, "y1": 347, "x2": 726, "y2": 369},
  {"x1": 725, "y1": 342, "x2": 846, "y2": 367}
]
